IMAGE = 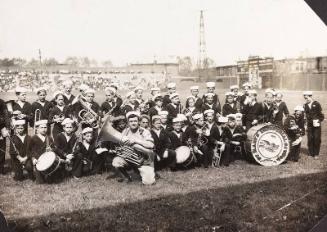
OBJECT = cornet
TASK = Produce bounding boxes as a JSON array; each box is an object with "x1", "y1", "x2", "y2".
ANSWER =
[{"x1": 77, "y1": 96, "x2": 99, "y2": 128}]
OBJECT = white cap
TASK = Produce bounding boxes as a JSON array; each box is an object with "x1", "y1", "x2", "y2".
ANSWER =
[
  {"x1": 126, "y1": 111, "x2": 140, "y2": 119},
  {"x1": 235, "y1": 113, "x2": 243, "y2": 119},
  {"x1": 303, "y1": 91, "x2": 313, "y2": 96},
  {"x1": 13, "y1": 120, "x2": 25, "y2": 126},
  {"x1": 159, "y1": 111, "x2": 168, "y2": 117},
  {"x1": 294, "y1": 105, "x2": 304, "y2": 112},
  {"x1": 242, "y1": 82, "x2": 252, "y2": 88},
  {"x1": 218, "y1": 116, "x2": 228, "y2": 123},
  {"x1": 177, "y1": 113, "x2": 187, "y2": 121},
  {"x1": 204, "y1": 109, "x2": 215, "y2": 116},
  {"x1": 227, "y1": 114, "x2": 236, "y2": 120},
  {"x1": 105, "y1": 87, "x2": 116, "y2": 94},
  {"x1": 172, "y1": 117, "x2": 183, "y2": 123},
  {"x1": 61, "y1": 118, "x2": 74, "y2": 126},
  {"x1": 84, "y1": 88, "x2": 95, "y2": 95},
  {"x1": 151, "y1": 115, "x2": 161, "y2": 122},
  {"x1": 265, "y1": 88, "x2": 275, "y2": 95},
  {"x1": 186, "y1": 95, "x2": 196, "y2": 101},
  {"x1": 126, "y1": 91, "x2": 135, "y2": 98},
  {"x1": 82, "y1": 127, "x2": 93, "y2": 134},
  {"x1": 79, "y1": 84, "x2": 89, "y2": 91},
  {"x1": 15, "y1": 87, "x2": 27, "y2": 93},
  {"x1": 225, "y1": 92, "x2": 234, "y2": 96},
  {"x1": 170, "y1": 93, "x2": 179, "y2": 100},
  {"x1": 12, "y1": 110, "x2": 21, "y2": 115},
  {"x1": 150, "y1": 87, "x2": 160, "y2": 92},
  {"x1": 35, "y1": 87, "x2": 47, "y2": 94},
  {"x1": 204, "y1": 93, "x2": 215, "y2": 98},
  {"x1": 230, "y1": 85, "x2": 239, "y2": 90},
  {"x1": 190, "y1": 85, "x2": 199, "y2": 90},
  {"x1": 35, "y1": 120, "x2": 48, "y2": 126},
  {"x1": 206, "y1": 82, "x2": 215, "y2": 88},
  {"x1": 53, "y1": 91, "x2": 63, "y2": 99},
  {"x1": 134, "y1": 86, "x2": 143, "y2": 92},
  {"x1": 193, "y1": 113, "x2": 203, "y2": 120},
  {"x1": 167, "y1": 82, "x2": 176, "y2": 89}
]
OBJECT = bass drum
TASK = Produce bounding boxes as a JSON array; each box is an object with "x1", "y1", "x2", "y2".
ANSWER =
[
  {"x1": 245, "y1": 124, "x2": 290, "y2": 166},
  {"x1": 175, "y1": 146, "x2": 194, "y2": 168}
]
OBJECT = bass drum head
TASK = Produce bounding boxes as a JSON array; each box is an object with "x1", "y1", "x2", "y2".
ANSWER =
[
  {"x1": 36, "y1": 152, "x2": 56, "y2": 171},
  {"x1": 246, "y1": 124, "x2": 290, "y2": 166},
  {"x1": 175, "y1": 146, "x2": 191, "y2": 164}
]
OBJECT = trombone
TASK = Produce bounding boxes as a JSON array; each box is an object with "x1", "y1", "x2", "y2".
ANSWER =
[{"x1": 34, "y1": 109, "x2": 41, "y2": 134}]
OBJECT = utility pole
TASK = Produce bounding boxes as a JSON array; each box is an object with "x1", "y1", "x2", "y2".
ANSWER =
[
  {"x1": 198, "y1": 10, "x2": 207, "y2": 81},
  {"x1": 38, "y1": 49, "x2": 42, "y2": 66}
]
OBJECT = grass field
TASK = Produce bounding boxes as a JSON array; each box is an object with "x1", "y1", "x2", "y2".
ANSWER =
[{"x1": 0, "y1": 81, "x2": 327, "y2": 231}]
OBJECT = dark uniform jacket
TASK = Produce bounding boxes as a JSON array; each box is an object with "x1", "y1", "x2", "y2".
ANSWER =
[
  {"x1": 9, "y1": 134, "x2": 31, "y2": 160},
  {"x1": 11, "y1": 100, "x2": 33, "y2": 128},
  {"x1": 261, "y1": 102, "x2": 274, "y2": 123},
  {"x1": 304, "y1": 101, "x2": 324, "y2": 127},
  {"x1": 222, "y1": 103, "x2": 238, "y2": 116},
  {"x1": 274, "y1": 101, "x2": 289, "y2": 125},
  {"x1": 54, "y1": 132, "x2": 78, "y2": 158},
  {"x1": 166, "y1": 103, "x2": 182, "y2": 121},
  {"x1": 242, "y1": 102, "x2": 262, "y2": 128},
  {"x1": 150, "y1": 129, "x2": 172, "y2": 158},
  {"x1": 167, "y1": 130, "x2": 185, "y2": 149},
  {"x1": 201, "y1": 103, "x2": 221, "y2": 115},
  {"x1": 29, "y1": 135, "x2": 56, "y2": 160},
  {"x1": 162, "y1": 94, "x2": 171, "y2": 108},
  {"x1": 31, "y1": 100, "x2": 54, "y2": 127}
]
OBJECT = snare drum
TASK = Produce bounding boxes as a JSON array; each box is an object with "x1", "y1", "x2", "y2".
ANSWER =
[
  {"x1": 175, "y1": 146, "x2": 194, "y2": 168},
  {"x1": 36, "y1": 152, "x2": 62, "y2": 176},
  {"x1": 245, "y1": 124, "x2": 290, "y2": 166}
]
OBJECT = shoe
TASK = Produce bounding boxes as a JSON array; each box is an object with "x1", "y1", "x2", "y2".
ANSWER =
[{"x1": 73, "y1": 176, "x2": 80, "y2": 180}]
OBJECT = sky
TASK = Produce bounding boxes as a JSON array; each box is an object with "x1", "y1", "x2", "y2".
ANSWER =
[{"x1": 0, "y1": 0, "x2": 327, "y2": 66}]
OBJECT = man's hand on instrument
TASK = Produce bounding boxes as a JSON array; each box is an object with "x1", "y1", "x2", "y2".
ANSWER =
[
  {"x1": 194, "y1": 146, "x2": 203, "y2": 155},
  {"x1": 163, "y1": 150, "x2": 168, "y2": 158},
  {"x1": 66, "y1": 153, "x2": 74, "y2": 160},
  {"x1": 219, "y1": 144, "x2": 225, "y2": 153},
  {"x1": 32, "y1": 158, "x2": 38, "y2": 165},
  {"x1": 0, "y1": 127, "x2": 10, "y2": 138},
  {"x1": 252, "y1": 119, "x2": 258, "y2": 125},
  {"x1": 121, "y1": 136, "x2": 130, "y2": 145}
]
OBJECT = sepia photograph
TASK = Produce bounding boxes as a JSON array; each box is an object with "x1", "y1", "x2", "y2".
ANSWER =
[{"x1": 0, "y1": 0, "x2": 326, "y2": 231}]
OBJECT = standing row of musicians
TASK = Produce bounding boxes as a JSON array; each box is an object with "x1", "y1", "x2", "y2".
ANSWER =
[{"x1": 0, "y1": 81, "x2": 324, "y2": 184}]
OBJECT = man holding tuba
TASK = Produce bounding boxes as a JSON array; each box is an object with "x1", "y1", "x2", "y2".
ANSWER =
[{"x1": 111, "y1": 111, "x2": 156, "y2": 185}]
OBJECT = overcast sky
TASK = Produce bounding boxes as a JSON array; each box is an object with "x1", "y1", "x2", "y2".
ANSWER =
[{"x1": 1, "y1": 0, "x2": 327, "y2": 66}]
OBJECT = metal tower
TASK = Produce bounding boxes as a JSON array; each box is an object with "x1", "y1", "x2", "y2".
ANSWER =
[
  {"x1": 198, "y1": 10, "x2": 207, "y2": 79},
  {"x1": 38, "y1": 49, "x2": 42, "y2": 66}
]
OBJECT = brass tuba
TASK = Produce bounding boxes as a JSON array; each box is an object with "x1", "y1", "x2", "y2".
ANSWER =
[{"x1": 77, "y1": 96, "x2": 99, "y2": 128}]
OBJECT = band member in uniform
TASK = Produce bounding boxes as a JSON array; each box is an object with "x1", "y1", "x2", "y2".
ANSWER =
[
  {"x1": 240, "y1": 82, "x2": 252, "y2": 108},
  {"x1": 189, "y1": 86, "x2": 203, "y2": 109},
  {"x1": 242, "y1": 90, "x2": 262, "y2": 130},
  {"x1": 303, "y1": 91, "x2": 324, "y2": 159},
  {"x1": 284, "y1": 106, "x2": 305, "y2": 162},
  {"x1": 31, "y1": 87, "x2": 53, "y2": 133},
  {"x1": 108, "y1": 82, "x2": 123, "y2": 112},
  {"x1": 112, "y1": 111, "x2": 156, "y2": 185},
  {"x1": 147, "y1": 87, "x2": 161, "y2": 108},
  {"x1": 224, "y1": 114, "x2": 246, "y2": 162},
  {"x1": 159, "y1": 111, "x2": 169, "y2": 131},
  {"x1": 9, "y1": 120, "x2": 33, "y2": 181},
  {"x1": 49, "y1": 92, "x2": 70, "y2": 139},
  {"x1": 222, "y1": 92, "x2": 238, "y2": 116},
  {"x1": 150, "y1": 115, "x2": 175, "y2": 170},
  {"x1": 202, "y1": 93, "x2": 221, "y2": 115},
  {"x1": 166, "y1": 93, "x2": 182, "y2": 124},
  {"x1": 10, "y1": 87, "x2": 33, "y2": 133},
  {"x1": 148, "y1": 95, "x2": 163, "y2": 119},
  {"x1": 203, "y1": 82, "x2": 221, "y2": 111},
  {"x1": 140, "y1": 115, "x2": 150, "y2": 129},
  {"x1": 261, "y1": 90, "x2": 275, "y2": 123},
  {"x1": 163, "y1": 82, "x2": 176, "y2": 108},
  {"x1": 79, "y1": 88, "x2": 101, "y2": 130},
  {"x1": 71, "y1": 127, "x2": 107, "y2": 178},
  {"x1": 134, "y1": 86, "x2": 145, "y2": 111},
  {"x1": 29, "y1": 120, "x2": 65, "y2": 184},
  {"x1": 62, "y1": 80, "x2": 75, "y2": 105},
  {"x1": 183, "y1": 113, "x2": 211, "y2": 168},
  {"x1": 53, "y1": 118, "x2": 77, "y2": 168},
  {"x1": 121, "y1": 91, "x2": 138, "y2": 114},
  {"x1": 273, "y1": 91, "x2": 289, "y2": 127},
  {"x1": 183, "y1": 96, "x2": 201, "y2": 125},
  {"x1": 101, "y1": 87, "x2": 120, "y2": 117},
  {"x1": 230, "y1": 85, "x2": 241, "y2": 103}
]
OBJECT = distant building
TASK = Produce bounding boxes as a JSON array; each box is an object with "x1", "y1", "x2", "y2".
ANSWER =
[
  {"x1": 237, "y1": 56, "x2": 274, "y2": 88},
  {"x1": 129, "y1": 62, "x2": 179, "y2": 76}
]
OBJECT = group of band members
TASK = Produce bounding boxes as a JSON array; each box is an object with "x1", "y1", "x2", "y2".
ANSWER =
[{"x1": 0, "y1": 80, "x2": 324, "y2": 185}]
